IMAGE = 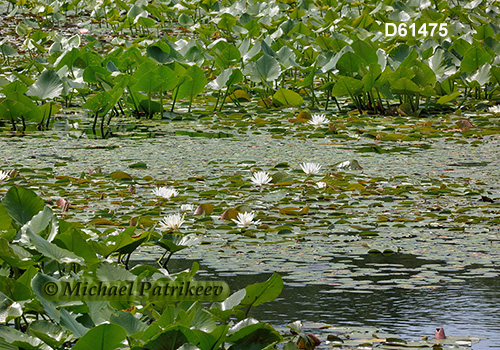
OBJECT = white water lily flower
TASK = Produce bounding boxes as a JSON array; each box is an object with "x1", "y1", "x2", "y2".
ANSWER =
[
  {"x1": 300, "y1": 162, "x2": 322, "y2": 175},
  {"x1": 181, "y1": 204, "x2": 195, "y2": 212},
  {"x1": 159, "y1": 213, "x2": 185, "y2": 230},
  {"x1": 316, "y1": 182, "x2": 326, "y2": 189},
  {"x1": 153, "y1": 186, "x2": 178, "y2": 199},
  {"x1": 307, "y1": 113, "x2": 328, "y2": 127},
  {"x1": 251, "y1": 171, "x2": 272, "y2": 186},
  {"x1": 0, "y1": 170, "x2": 9, "y2": 181},
  {"x1": 232, "y1": 212, "x2": 261, "y2": 228},
  {"x1": 488, "y1": 105, "x2": 500, "y2": 114}
]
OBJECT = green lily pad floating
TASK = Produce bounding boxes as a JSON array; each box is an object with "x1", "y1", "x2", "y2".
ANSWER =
[
  {"x1": 271, "y1": 172, "x2": 293, "y2": 185},
  {"x1": 110, "y1": 171, "x2": 133, "y2": 180},
  {"x1": 129, "y1": 162, "x2": 147, "y2": 169}
]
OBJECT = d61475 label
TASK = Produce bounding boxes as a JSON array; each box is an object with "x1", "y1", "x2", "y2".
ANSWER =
[{"x1": 385, "y1": 23, "x2": 449, "y2": 38}]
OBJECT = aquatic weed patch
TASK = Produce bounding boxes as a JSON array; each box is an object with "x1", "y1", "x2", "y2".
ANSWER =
[{"x1": 1, "y1": 0, "x2": 500, "y2": 136}]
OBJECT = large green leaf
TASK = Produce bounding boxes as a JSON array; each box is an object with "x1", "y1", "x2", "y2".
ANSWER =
[
  {"x1": 142, "y1": 325, "x2": 196, "y2": 350},
  {"x1": 0, "y1": 276, "x2": 33, "y2": 301},
  {"x1": 90, "y1": 227, "x2": 145, "y2": 257},
  {"x1": 391, "y1": 78, "x2": 422, "y2": 94},
  {"x1": 208, "y1": 68, "x2": 233, "y2": 90},
  {"x1": 412, "y1": 61, "x2": 437, "y2": 87},
  {"x1": 240, "y1": 273, "x2": 283, "y2": 309},
  {"x1": 73, "y1": 51, "x2": 102, "y2": 69},
  {"x1": 0, "y1": 204, "x2": 12, "y2": 231},
  {"x1": 72, "y1": 323, "x2": 127, "y2": 350},
  {"x1": 352, "y1": 40, "x2": 378, "y2": 64},
  {"x1": 332, "y1": 76, "x2": 363, "y2": 96},
  {"x1": 131, "y1": 60, "x2": 161, "y2": 93},
  {"x1": 2, "y1": 80, "x2": 27, "y2": 95},
  {"x1": 54, "y1": 47, "x2": 81, "y2": 70},
  {"x1": 192, "y1": 325, "x2": 229, "y2": 350},
  {"x1": 217, "y1": 13, "x2": 236, "y2": 32},
  {"x1": 83, "y1": 65, "x2": 112, "y2": 84},
  {"x1": 2, "y1": 186, "x2": 45, "y2": 226},
  {"x1": 490, "y1": 66, "x2": 500, "y2": 85},
  {"x1": 361, "y1": 63, "x2": 382, "y2": 91},
  {"x1": 176, "y1": 65, "x2": 207, "y2": 101},
  {"x1": 0, "y1": 324, "x2": 42, "y2": 350},
  {"x1": 0, "y1": 293, "x2": 22, "y2": 323},
  {"x1": 147, "y1": 45, "x2": 173, "y2": 64},
  {"x1": 0, "y1": 96, "x2": 42, "y2": 123},
  {"x1": 132, "y1": 70, "x2": 162, "y2": 94},
  {"x1": 272, "y1": 88, "x2": 303, "y2": 107},
  {"x1": 115, "y1": 47, "x2": 146, "y2": 72},
  {"x1": 26, "y1": 69, "x2": 63, "y2": 100},
  {"x1": 213, "y1": 41, "x2": 241, "y2": 69},
  {"x1": 336, "y1": 51, "x2": 366, "y2": 77},
  {"x1": 60, "y1": 308, "x2": 89, "y2": 338},
  {"x1": 184, "y1": 46, "x2": 204, "y2": 66},
  {"x1": 83, "y1": 91, "x2": 113, "y2": 116},
  {"x1": 252, "y1": 53, "x2": 281, "y2": 83},
  {"x1": 226, "y1": 318, "x2": 283, "y2": 348},
  {"x1": 155, "y1": 65, "x2": 179, "y2": 92},
  {"x1": 110, "y1": 311, "x2": 148, "y2": 336},
  {"x1": 473, "y1": 24, "x2": 494, "y2": 41},
  {"x1": 461, "y1": 48, "x2": 492, "y2": 74},
  {"x1": 33, "y1": 274, "x2": 88, "y2": 337},
  {"x1": 21, "y1": 206, "x2": 55, "y2": 241},
  {"x1": 31, "y1": 273, "x2": 60, "y2": 322},
  {"x1": 0, "y1": 43, "x2": 19, "y2": 57},
  {"x1": 54, "y1": 222, "x2": 100, "y2": 266},
  {"x1": 96, "y1": 262, "x2": 136, "y2": 281},
  {"x1": 0, "y1": 238, "x2": 34, "y2": 269},
  {"x1": 209, "y1": 289, "x2": 246, "y2": 321},
  {"x1": 207, "y1": 68, "x2": 243, "y2": 90},
  {"x1": 28, "y1": 321, "x2": 68, "y2": 348},
  {"x1": 25, "y1": 228, "x2": 85, "y2": 265},
  {"x1": 465, "y1": 63, "x2": 491, "y2": 88}
]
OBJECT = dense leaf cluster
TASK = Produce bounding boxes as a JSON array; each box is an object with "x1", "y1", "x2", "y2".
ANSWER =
[
  {"x1": 0, "y1": 0, "x2": 499, "y2": 135},
  {"x1": 0, "y1": 185, "x2": 302, "y2": 349}
]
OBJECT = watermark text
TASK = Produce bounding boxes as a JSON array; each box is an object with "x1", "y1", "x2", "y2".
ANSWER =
[{"x1": 41, "y1": 279, "x2": 229, "y2": 301}]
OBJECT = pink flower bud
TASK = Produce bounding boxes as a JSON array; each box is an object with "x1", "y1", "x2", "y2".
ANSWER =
[{"x1": 435, "y1": 327, "x2": 446, "y2": 339}]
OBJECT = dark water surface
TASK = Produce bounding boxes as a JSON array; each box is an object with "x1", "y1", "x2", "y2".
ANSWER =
[{"x1": 166, "y1": 258, "x2": 500, "y2": 350}]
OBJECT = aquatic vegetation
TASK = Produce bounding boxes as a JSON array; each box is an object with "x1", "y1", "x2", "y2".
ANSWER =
[
  {"x1": 250, "y1": 171, "x2": 272, "y2": 186},
  {"x1": 0, "y1": 0, "x2": 498, "y2": 347},
  {"x1": 0, "y1": 170, "x2": 9, "y2": 181},
  {"x1": 307, "y1": 114, "x2": 328, "y2": 127},
  {"x1": 300, "y1": 162, "x2": 322, "y2": 175},
  {"x1": 0, "y1": 0, "x2": 499, "y2": 137},
  {"x1": 0, "y1": 185, "x2": 293, "y2": 350},
  {"x1": 181, "y1": 204, "x2": 195, "y2": 212},
  {"x1": 232, "y1": 211, "x2": 261, "y2": 228},
  {"x1": 316, "y1": 181, "x2": 326, "y2": 189},
  {"x1": 159, "y1": 213, "x2": 185, "y2": 231},
  {"x1": 488, "y1": 105, "x2": 500, "y2": 114},
  {"x1": 152, "y1": 186, "x2": 178, "y2": 199},
  {"x1": 435, "y1": 328, "x2": 447, "y2": 340}
]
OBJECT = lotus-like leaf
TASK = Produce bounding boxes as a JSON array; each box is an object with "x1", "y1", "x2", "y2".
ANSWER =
[{"x1": 27, "y1": 70, "x2": 63, "y2": 100}]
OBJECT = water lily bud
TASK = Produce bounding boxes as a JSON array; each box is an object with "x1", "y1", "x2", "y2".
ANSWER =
[{"x1": 435, "y1": 327, "x2": 446, "y2": 339}]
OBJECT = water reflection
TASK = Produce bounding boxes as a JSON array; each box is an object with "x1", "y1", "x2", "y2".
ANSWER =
[{"x1": 166, "y1": 258, "x2": 500, "y2": 350}]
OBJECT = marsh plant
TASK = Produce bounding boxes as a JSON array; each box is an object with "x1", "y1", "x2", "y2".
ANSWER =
[
  {"x1": 0, "y1": 185, "x2": 303, "y2": 350},
  {"x1": 1, "y1": 0, "x2": 499, "y2": 136}
]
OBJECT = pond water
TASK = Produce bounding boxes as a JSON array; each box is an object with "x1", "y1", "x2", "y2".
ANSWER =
[
  {"x1": 167, "y1": 258, "x2": 500, "y2": 350},
  {"x1": 2, "y1": 121, "x2": 499, "y2": 349}
]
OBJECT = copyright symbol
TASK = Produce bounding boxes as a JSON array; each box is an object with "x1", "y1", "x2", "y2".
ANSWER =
[{"x1": 43, "y1": 282, "x2": 58, "y2": 296}]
